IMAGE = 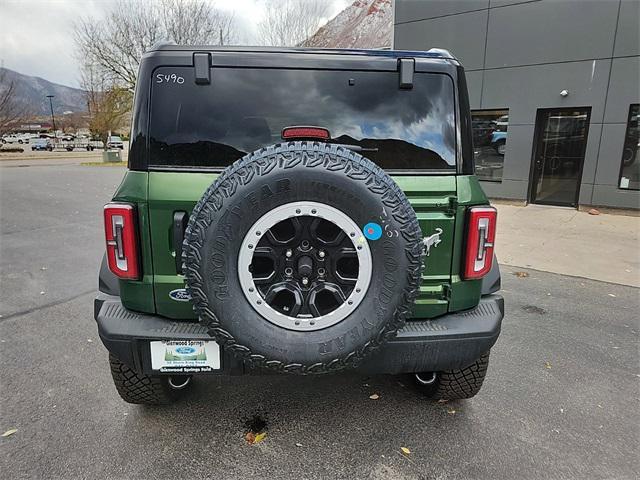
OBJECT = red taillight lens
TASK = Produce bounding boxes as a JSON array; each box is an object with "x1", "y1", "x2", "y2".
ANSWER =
[
  {"x1": 281, "y1": 126, "x2": 331, "y2": 140},
  {"x1": 463, "y1": 206, "x2": 497, "y2": 280},
  {"x1": 104, "y1": 203, "x2": 140, "y2": 280}
]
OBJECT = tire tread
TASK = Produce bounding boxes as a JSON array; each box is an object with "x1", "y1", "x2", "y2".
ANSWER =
[
  {"x1": 108, "y1": 354, "x2": 176, "y2": 405},
  {"x1": 428, "y1": 352, "x2": 491, "y2": 400}
]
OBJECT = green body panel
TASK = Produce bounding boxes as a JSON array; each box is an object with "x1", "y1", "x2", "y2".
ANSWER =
[
  {"x1": 116, "y1": 171, "x2": 490, "y2": 319},
  {"x1": 148, "y1": 172, "x2": 218, "y2": 318},
  {"x1": 111, "y1": 171, "x2": 155, "y2": 312}
]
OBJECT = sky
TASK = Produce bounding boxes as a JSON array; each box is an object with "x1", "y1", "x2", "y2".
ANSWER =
[{"x1": 0, "y1": 0, "x2": 350, "y2": 88}]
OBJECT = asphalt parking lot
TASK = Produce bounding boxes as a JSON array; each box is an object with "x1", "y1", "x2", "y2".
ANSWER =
[{"x1": 1, "y1": 163, "x2": 638, "y2": 479}]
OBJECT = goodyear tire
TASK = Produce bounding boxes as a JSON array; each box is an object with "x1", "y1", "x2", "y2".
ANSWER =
[
  {"x1": 109, "y1": 354, "x2": 191, "y2": 405},
  {"x1": 415, "y1": 352, "x2": 491, "y2": 400},
  {"x1": 183, "y1": 142, "x2": 423, "y2": 374}
]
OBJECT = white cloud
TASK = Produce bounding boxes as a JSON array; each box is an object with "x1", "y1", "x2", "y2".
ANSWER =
[{"x1": 0, "y1": 0, "x2": 351, "y2": 87}]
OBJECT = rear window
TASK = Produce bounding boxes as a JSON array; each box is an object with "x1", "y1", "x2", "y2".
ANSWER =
[{"x1": 149, "y1": 67, "x2": 456, "y2": 171}]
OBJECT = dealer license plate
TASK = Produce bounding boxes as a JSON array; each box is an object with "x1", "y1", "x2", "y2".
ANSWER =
[{"x1": 149, "y1": 340, "x2": 220, "y2": 373}]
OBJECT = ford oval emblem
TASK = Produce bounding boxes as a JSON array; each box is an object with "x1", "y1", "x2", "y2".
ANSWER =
[
  {"x1": 175, "y1": 346, "x2": 196, "y2": 355},
  {"x1": 169, "y1": 288, "x2": 192, "y2": 302}
]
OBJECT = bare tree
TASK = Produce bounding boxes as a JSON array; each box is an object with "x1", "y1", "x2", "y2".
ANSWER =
[
  {"x1": 74, "y1": 0, "x2": 237, "y2": 91},
  {"x1": 82, "y1": 64, "x2": 132, "y2": 149},
  {"x1": 257, "y1": 0, "x2": 331, "y2": 47},
  {"x1": 0, "y1": 69, "x2": 28, "y2": 135}
]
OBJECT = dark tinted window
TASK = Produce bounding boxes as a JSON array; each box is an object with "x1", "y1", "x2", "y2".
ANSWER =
[
  {"x1": 471, "y1": 109, "x2": 508, "y2": 182},
  {"x1": 619, "y1": 104, "x2": 639, "y2": 190},
  {"x1": 149, "y1": 67, "x2": 456, "y2": 170}
]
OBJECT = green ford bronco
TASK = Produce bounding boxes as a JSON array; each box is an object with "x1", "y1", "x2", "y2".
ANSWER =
[{"x1": 95, "y1": 45, "x2": 503, "y2": 405}]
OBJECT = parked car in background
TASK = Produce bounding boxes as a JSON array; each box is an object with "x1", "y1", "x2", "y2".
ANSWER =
[
  {"x1": 494, "y1": 114, "x2": 509, "y2": 130},
  {"x1": 107, "y1": 136, "x2": 124, "y2": 149},
  {"x1": 82, "y1": 139, "x2": 105, "y2": 151},
  {"x1": 31, "y1": 138, "x2": 53, "y2": 151},
  {"x1": 2, "y1": 133, "x2": 34, "y2": 144},
  {"x1": 491, "y1": 131, "x2": 507, "y2": 155}
]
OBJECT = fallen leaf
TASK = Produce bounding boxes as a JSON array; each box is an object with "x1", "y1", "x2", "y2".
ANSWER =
[
  {"x1": 2, "y1": 429, "x2": 17, "y2": 437},
  {"x1": 401, "y1": 447, "x2": 411, "y2": 455},
  {"x1": 588, "y1": 208, "x2": 600, "y2": 215},
  {"x1": 447, "y1": 407, "x2": 457, "y2": 415},
  {"x1": 369, "y1": 393, "x2": 380, "y2": 400},
  {"x1": 513, "y1": 271, "x2": 529, "y2": 278},
  {"x1": 245, "y1": 431, "x2": 267, "y2": 444},
  {"x1": 544, "y1": 361, "x2": 552, "y2": 369}
]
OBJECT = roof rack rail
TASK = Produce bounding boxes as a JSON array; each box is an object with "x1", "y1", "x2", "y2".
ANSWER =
[
  {"x1": 149, "y1": 40, "x2": 176, "y2": 51},
  {"x1": 426, "y1": 48, "x2": 455, "y2": 59}
]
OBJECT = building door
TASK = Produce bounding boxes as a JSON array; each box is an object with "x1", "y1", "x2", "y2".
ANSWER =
[{"x1": 529, "y1": 108, "x2": 591, "y2": 207}]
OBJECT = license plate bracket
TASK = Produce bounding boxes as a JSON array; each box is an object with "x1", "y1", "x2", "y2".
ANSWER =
[{"x1": 149, "y1": 340, "x2": 220, "y2": 373}]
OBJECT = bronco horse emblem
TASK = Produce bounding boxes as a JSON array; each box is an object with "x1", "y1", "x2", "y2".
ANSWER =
[{"x1": 423, "y1": 228, "x2": 443, "y2": 256}]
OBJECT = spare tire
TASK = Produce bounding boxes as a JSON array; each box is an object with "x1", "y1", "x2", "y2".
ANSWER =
[{"x1": 183, "y1": 142, "x2": 423, "y2": 374}]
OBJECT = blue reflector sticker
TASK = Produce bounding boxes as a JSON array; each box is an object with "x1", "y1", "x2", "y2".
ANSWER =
[{"x1": 363, "y1": 222, "x2": 382, "y2": 241}]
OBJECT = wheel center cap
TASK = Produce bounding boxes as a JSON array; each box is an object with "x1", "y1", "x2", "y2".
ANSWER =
[{"x1": 297, "y1": 255, "x2": 313, "y2": 277}]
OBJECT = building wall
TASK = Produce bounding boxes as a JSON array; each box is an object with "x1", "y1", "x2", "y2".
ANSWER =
[{"x1": 394, "y1": 0, "x2": 640, "y2": 209}]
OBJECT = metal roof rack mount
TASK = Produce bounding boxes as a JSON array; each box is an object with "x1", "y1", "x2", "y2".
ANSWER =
[{"x1": 426, "y1": 48, "x2": 455, "y2": 60}]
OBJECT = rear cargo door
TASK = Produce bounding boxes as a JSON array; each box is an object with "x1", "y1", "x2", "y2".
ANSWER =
[
  {"x1": 146, "y1": 64, "x2": 458, "y2": 319},
  {"x1": 147, "y1": 173, "x2": 456, "y2": 320}
]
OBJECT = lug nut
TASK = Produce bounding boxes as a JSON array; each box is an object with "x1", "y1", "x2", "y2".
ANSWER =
[
  {"x1": 286, "y1": 249, "x2": 293, "y2": 258},
  {"x1": 318, "y1": 250, "x2": 325, "y2": 258},
  {"x1": 302, "y1": 277, "x2": 309, "y2": 286}
]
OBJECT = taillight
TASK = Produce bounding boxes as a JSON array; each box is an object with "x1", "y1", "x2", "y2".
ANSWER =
[
  {"x1": 463, "y1": 206, "x2": 497, "y2": 280},
  {"x1": 281, "y1": 126, "x2": 331, "y2": 141},
  {"x1": 104, "y1": 203, "x2": 140, "y2": 280}
]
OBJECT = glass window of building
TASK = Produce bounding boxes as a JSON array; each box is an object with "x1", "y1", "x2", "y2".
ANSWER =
[
  {"x1": 471, "y1": 109, "x2": 509, "y2": 181},
  {"x1": 619, "y1": 104, "x2": 639, "y2": 190}
]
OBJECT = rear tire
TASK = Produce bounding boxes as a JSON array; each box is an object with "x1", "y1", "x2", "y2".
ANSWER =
[
  {"x1": 415, "y1": 352, "x2": 490, "y2": 400},
  {"x1": 108, "y1": 354, "x2": 190, "y2": 405}
]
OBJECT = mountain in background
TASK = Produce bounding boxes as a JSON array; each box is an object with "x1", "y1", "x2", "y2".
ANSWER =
[
  {"x1": 0, "y1": 67, "x2": 87, "y2": 116},
  {"x1": 303, "y1": 0, "x2": 392, "y2": 49}
]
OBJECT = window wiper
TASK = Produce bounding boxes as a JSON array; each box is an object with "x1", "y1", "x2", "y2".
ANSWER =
[{"x1": 330, "y1": 143, "x2": 379, "y2": 153}]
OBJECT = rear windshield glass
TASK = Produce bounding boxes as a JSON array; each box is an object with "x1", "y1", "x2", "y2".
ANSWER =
[{"x1": 149, "y1": 67, "x2": 456, "y2": 170}]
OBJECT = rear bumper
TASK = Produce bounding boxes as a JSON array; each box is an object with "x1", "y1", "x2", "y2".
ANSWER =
[{"x1": 94, "y1": 294, "x2": 503, "y2": 375}]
